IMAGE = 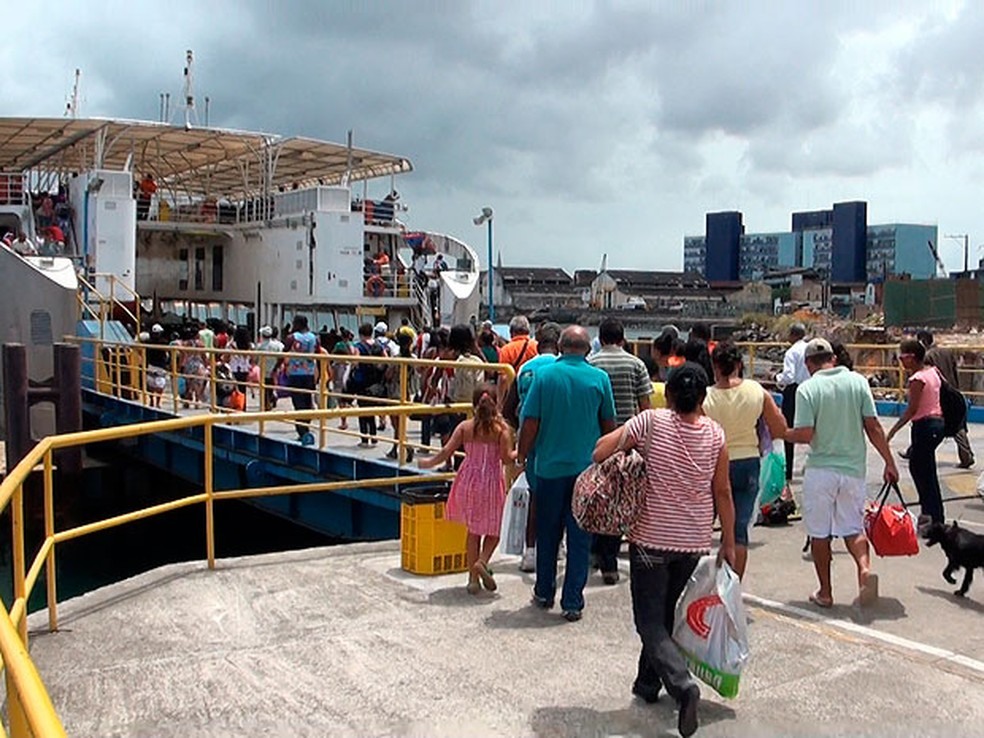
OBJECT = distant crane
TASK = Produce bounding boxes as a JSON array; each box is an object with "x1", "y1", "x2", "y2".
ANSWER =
[{"x1": 927, "y1": 240, "x2": 947, "y2": 278}]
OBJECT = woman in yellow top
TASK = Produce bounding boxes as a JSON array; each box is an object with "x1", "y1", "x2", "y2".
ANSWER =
[{"x1": 703, "y1": 341, "x2": 787, "y2": 578}]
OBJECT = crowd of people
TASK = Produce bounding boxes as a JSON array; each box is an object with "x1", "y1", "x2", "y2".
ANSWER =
[
  {"x1": 402, "y1": 315, "x2": 975, "y2": 737},
  {"x1": 128, "y1": 308, "x2": 975, "y2": 733}
]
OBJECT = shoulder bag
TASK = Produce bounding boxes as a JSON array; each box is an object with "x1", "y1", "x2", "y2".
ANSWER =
[{"x1": 572, "y1": 413, "x2": 651, "y2": 536}]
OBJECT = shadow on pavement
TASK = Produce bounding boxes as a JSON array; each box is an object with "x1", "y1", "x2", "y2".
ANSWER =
[
  {"x1": 786, "y1": 596, "x2": 907, "y2": 624},
  {"x1": 530, "y1": 699, "x2": 736, "y2": 738},
  {"x1": 917, "y1": 584, "x2": 984, "y2": 613},
  {"x1": 427, "y1": 587, "x2": 501, "y2": 607},
  {"x1": 484, "y1": 606, "x2": 570, "y2": 630}
]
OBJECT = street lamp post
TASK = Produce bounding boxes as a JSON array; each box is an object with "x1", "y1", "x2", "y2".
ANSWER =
[{"x1": 473, "y1": 207, "x2": 494, "y2": 322}]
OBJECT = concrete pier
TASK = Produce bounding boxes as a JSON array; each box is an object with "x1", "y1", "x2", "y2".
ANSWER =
[{"x1": 18, "y1": 419, "x2": 984, "y2": 736}]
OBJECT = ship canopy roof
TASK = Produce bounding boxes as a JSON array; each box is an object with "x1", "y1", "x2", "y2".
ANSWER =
[{"x1": 0, "y1": 117, "x2": 412, "y2": 199}]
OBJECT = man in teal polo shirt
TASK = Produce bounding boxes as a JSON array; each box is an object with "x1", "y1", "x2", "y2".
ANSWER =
[{"x1": 518, "y1": 325, "x2": 616, "y2": 621}]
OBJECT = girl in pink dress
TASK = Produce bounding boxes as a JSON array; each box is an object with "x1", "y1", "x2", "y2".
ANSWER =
[{"x1": 419, "y1": 384, "x2": 515, "y2": 593}]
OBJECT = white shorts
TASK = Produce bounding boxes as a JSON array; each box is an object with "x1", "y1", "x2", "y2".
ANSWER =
[{"x1": 801, "y1": 467, "x2": 866, "y2": 538}]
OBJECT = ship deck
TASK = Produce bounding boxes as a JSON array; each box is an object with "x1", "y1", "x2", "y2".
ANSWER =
[{"x1": 20, "y1": 418, "x2": 984, "y2": 736}]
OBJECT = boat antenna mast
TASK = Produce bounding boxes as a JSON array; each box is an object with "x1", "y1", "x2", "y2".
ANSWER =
[
  {"x1": 64, "y1": 68, "x2": 81, "y2": 118},
  {"x1": 181, "y1": 49, "x2": 198, "y2": 129}
]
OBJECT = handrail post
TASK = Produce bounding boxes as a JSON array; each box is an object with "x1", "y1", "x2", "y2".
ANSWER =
[
  {"x1": 209, "y1": 349, "x2": 218, "y2": 412},
  {"x1": 44, "y1": 449, "x2": 58, "y2": 632},
  {"x1": 896, "y1": 348, "x2": 905, "y2": 402},
  {"x1": 139, "y1": 345, "x2": 147, "y2": 407},
  {"x1": 11, "y1": 483, "x2": 26, "y2": 643},
  {"x1": 748, "y1": 344, "x2": 757, "y2": 380},
  {"x1": 398, "y1": 363, "x2": 408, "y2": 465},
  {"x1": 113, "y1": 344, "x2": 120, "y2": 399},
  {"x1": 258, "y1": 367, "x2": 266, "y2": 436},
  {"x1": 318, "y1": 355, "x2": 328, "y2": 449},
  {"x1": 171, "y1": 348, "x2": 179, "y2": 411},
  {"x1": 205, "y1": 423, "x2": 215, "y2": 569}
]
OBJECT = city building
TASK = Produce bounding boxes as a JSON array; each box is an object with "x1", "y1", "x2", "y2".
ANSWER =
[
  {"x1": 684, "y1": 201, "x2": 937, "y2": 283},
  {"x1": 705, "y1": 211, "x2": 743, "y2": 282}
]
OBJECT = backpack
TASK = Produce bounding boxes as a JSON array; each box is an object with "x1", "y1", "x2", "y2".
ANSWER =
[
  {"x1": 572, "y1": 418, "x2": 650, "y2": 536},
  {"x1": 347, "y1": 341, "x2": 382, "y2": 392},
  {"x1": 937, "y1": 369, "x2": 967, "y2": 437}
]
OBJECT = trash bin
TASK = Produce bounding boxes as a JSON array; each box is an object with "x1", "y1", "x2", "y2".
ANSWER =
[{"x1": 400, "y1": 484, "x2": 468, "y2": 575}]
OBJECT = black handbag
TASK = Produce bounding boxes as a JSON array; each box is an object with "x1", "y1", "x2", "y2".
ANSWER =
[{"x1": 937, "y1": 369, "x2": 967, "y2": 437}]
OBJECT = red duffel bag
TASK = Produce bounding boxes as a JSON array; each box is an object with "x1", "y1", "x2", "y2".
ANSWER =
[{"x1": 863, "y1": 481, "x2": 919, "y2": 557}]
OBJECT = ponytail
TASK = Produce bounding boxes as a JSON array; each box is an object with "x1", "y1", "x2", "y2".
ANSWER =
[{"x1": 472, "y1": 384, "x2": 504, "y2": 437}]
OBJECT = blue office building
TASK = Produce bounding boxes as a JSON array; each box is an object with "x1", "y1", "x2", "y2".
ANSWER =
[
  {"x1": 684, "y1": 201, "x2": 937, "y2": 282},
  {"x1": 705, "y1": 211, "x2": 743, "y2": 282},
  {"x1": 831, "y1": 201, "x2": 867, "y2": 282}
]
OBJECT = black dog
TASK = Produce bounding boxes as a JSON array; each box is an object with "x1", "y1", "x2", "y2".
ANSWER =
[{"x1": 924, "y1": 521, "x2": 984, "y2": 597}]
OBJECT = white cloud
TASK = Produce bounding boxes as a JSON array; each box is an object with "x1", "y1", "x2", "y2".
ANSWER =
[{"x1": 0, "y1": 0, "x2": 982, "y2": 272}]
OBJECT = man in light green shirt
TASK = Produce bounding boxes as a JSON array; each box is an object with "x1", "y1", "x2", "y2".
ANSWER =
[{"x1": 785, "y1": 338, "x2": 899, "y2": 610}]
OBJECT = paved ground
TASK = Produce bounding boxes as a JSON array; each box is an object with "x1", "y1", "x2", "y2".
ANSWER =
[{"x1": 18, "y1": 417, "x2": 984, "y2": 736}]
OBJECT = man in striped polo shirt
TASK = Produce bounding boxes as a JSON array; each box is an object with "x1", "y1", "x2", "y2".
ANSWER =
[{"x1": 587, "y1": 317, "x2": 652, "y2": 584}]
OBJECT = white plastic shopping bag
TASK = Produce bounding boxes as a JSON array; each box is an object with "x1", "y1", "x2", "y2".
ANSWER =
[
  {"x1": 499, "y1": 473, "x2": 529, "y2": 556},
  {"x1": 672, "y1": 555, "x2": 750, "y2": 698}
]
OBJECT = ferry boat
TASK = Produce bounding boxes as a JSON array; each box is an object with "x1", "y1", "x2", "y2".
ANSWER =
[{"x1": 0, "y1": 115, "x2": 481, "y2": 359}]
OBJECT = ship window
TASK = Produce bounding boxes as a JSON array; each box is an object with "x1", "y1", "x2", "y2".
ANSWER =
[
  {"x1": 194, "y1": 247, "x2": 205, "y2": 291},
  {"x1": 30, "y1": 310, "x2": 52, "y2": 345},
  {"x1": 178, "y1": 249, "x2": 189, "y2": 291},
  {"x1": 212, "y1": 245, "x2": 224, "y2": 291}
]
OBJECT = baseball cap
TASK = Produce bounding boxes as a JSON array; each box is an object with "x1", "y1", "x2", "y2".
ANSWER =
[
  {"x1": 259, "y1": 325, "x2": 273, "y2": 337},
  {"x1": 481, "y1": 319, "x2": 493, "y2": 329},
  {"x1": 804, "y1": 337, "x2": 833, "y2": 359},
  {"x1": 151, "y1": 323, "x2": 163, "y2": 333},
  {"x1": 374, "y1": 321, "x2": 388, "y2": 334}
]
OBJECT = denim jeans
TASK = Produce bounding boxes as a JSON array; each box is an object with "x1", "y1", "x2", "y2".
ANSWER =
[
  {"x1": 287, "y1": 374, "x2": 316, "y2": 438},
  {"x1": 910, "y1": 416, "x2": 945, "y2": 524},
  {"x1": 592, "y1": 534, "x2": 621, "y2": 573},
  {"x1": 420, "y1": 415, "x2": 432, "y2": 447},
  {"x1": 534, "y1": 474, "x2": 591, "y2": 612},
  {"x1": 729, "y1": 457, "x2": 760, "y2": 546},
  {"x1": 630, "y1": 545, "x2": 699, "y2": 701}
]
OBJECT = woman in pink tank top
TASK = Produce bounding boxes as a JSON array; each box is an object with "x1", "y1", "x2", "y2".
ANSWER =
[{"x1": 886, "y1": 338, "x2": 946, "y2": 526}]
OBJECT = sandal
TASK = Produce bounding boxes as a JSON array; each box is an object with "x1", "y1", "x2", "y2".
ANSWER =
[
  {"x1": 466, "y1": 577, "x2": 481, "y2": 595},
  {"x1": 809, "y1": 591, "x2": 833, "y2": 609},
  {"x1": 474, "y1": 561, "x2": 497, "y2": 592}
]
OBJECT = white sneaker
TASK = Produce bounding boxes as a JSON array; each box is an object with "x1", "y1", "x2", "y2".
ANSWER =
[{"x1": 520, "y1": 546, "x2": 536, "y2": 572}]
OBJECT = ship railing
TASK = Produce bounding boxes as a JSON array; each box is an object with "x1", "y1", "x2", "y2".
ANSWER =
[
  {"x1": 76, "y1": 273, "x2": 141, "y2": 336},
  {"x1": 69, "y1": 336, "x2": 517, "y2": 456},
  {"x1": 0, "y1": 172, "x2": 28, "y2": 206},
  {"x1": 351, "y1": 197, "x2": 399, "y2": 226},
  {"x1": 362, "y1": 267, "x2": 414, "y2": 300},
  {"x1": 145, "y1": 187, "x2": 355, "y2": 227},
  {"x1": 625, "y1": 339, "x2": 984, "y2": 404},
  {"x1": 0, "y1": 399, "x2": 488, "y2": 738}
]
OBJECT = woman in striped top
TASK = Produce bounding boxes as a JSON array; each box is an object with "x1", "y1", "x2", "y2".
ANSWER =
[{"x1": 592, "y1": 362, "x2": 735, "y2": 738}]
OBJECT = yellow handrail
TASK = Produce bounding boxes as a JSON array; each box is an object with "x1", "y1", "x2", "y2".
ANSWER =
[
  {"x1": 627, "y1": 339, "x2": 984, "y2": 401},
  {"x1": 0, "y1": 402, "x2": 475, "y2": 736}
]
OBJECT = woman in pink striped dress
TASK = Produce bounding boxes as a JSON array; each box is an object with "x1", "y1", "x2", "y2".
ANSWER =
[{"x1": 420, "y1": 385, "x2": 515, "y2": 593}]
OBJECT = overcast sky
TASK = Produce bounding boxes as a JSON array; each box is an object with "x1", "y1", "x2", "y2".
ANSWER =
[{"x1": 4, "y1": 1, "x2": 984, "y2": 274}]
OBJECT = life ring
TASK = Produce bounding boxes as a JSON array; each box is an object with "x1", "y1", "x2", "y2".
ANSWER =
[{"x1": 367, "y1": 275, "x2": 386, "y2": 297}]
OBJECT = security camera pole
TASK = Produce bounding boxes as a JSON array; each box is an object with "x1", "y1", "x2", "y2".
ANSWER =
[{"x1": 473, "y1": 207, "x2": 494, "y2": 321}]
